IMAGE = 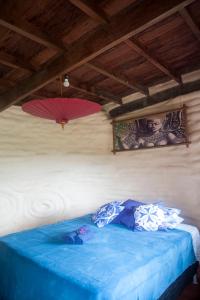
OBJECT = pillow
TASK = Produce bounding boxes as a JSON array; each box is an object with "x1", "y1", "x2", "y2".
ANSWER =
[
  {"x1": 92, "y1": 201, "x2": 124, "y2": 228},
  {"x1": 134, "y1": 204, "x2": 165, "y2": 231},
  {"x1": 123, "y1": 199, "x2": 145, "y2": 209},
  {"x1": 111, "y1": 199, "x2": 144, "y2": 230},
  {"x1": 161, "y1": 207, "x2": 184, "y2": 229}
]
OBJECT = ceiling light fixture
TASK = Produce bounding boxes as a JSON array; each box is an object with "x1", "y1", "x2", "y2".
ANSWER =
[{"x1": 63, "y1": 75, "x2": 70, "y2": 87}]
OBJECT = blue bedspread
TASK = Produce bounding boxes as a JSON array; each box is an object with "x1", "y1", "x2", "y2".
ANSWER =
[{"x1": 0, "y1": 215, "x2": 196, "y2": 300}]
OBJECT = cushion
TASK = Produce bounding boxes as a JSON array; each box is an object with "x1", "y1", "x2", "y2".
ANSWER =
[
  {"x1": 123, "y1": 199, "x2": 145, "y2": 209},
  {"x1": 134, "y1": 204, "x2": 165, "y2": 231},
  {"x1": 161, "y1": 207, "x2": 184, "y2": 229},
  {"x1": 111, "y1": 199, "x2": 144, "y2": 230},
  {"x1": 92, "y1": 201, "x2": 124, "y2": 228}
]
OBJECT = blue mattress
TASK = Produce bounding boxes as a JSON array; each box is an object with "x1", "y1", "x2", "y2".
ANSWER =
[{"x1": 0, "y1": 215, "x2": 196, "y2": 300}]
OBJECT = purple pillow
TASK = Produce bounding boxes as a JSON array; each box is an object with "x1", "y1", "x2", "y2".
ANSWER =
[
  {"x1": 111, "y1": 199, "x2": 144, "y2": 230},
  {"x1": 123, "y1": 199, "x2": 145, "y2": 209}
]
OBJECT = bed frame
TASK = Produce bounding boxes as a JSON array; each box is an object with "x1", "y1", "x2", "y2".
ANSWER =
[{"x1": 159, "y1": 262, "x2": 199, "y2": 300}]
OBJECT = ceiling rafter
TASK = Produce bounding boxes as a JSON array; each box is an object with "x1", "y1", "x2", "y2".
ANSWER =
[
  {"x1": 69, "y1": 79, "x2": 122, "y2": 104},
  {"x1": 0, "y1": 52, "x2": 34, "y2": 72},
  {"x1": 0, "y1": 6, "x2": 64, "y2": 52},
  {"x1": 124, "y1": 39, "x2": 182, "y2": 84},
  {"x1": 86, "y1": 62, "x2": 149, "y2": 95},
  {"x1": 68, "y1": 0, "x2": 109, "y2": 24},
  {"x1": 0, "y1": 73, "x2": 119, "y2": 104},
  {"x1": 0, "y1": 78, "x2": 102, "y2": 106},
  {"x1": 110, "y1": 78, "x2": 200, "y2": 117},
  {"x1": 179, "y1": 7, "x2": 200, "y2": 42},
  {"x1": 0, "y1": 0, "x2": 195, "y2": 111},
  {"x1": 0, "y1": 27, "x2": 10, "y2": 43}
]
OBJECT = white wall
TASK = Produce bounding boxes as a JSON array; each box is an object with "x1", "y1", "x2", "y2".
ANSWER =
[{"x1": 0, "y1": 91, "x2": 200, "y2": 236}]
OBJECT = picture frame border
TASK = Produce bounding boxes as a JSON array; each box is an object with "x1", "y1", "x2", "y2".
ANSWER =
[{"x1": 111, "y1": 105, "x2": 190, "y2": 154}]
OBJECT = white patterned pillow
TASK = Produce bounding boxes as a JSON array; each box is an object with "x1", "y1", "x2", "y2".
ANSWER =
[
  {"x1": 134, "y1": 204, "x2": 165, "y2": 231},
  {"x1": 161, "y1": 207, "x2": 184, "y2": 229},
  {"x1": 92, "y1": 201, "x2": 124, "y2": 228}
]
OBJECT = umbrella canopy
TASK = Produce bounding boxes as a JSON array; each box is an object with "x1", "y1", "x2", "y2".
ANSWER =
[{"x1": 22, "y1": 98, "x2": 101, "y2": 128}]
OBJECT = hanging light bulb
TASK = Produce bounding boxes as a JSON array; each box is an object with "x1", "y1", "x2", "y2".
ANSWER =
[{"x1": 63, "y1": 75, "x2": 70, "y2": 87}]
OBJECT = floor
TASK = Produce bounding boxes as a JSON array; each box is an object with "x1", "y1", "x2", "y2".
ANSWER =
[{"x1": 178, "y1": 284, "x2": 200, "y2": 300}]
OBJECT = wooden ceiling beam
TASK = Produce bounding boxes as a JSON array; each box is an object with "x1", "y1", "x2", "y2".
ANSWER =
[
  {"x1": 86, "y1": 62, "x2": 149, "y2": 95},
  {"x1": 68, "y1": 0, "x2": 108, "y2": 24},
  {"x1": 179, "y1": 7, "x2": 200, "y2": 42},
  {"x1": 0, "y1": 52, "x2": 34, "y2": 72},
  {"x1": 69, "y1": 79, "x2": 122, "y2": 104},
  {"x1": 0, "y1": 27, "x2": 10, "y2": 43},
  {"x1": 110, "y1": 78, "x2": 200, "y2": 117},
  {"x1": 31, "y1": 85, "x2": 112, "y2": 105},
  {"x1": 0, "y1": 0, "x2": 64, "y2": 56},
  {"x1": 91, "y1": 87, "x2": 122, "y2": 104},
  {"x1": 124, "y1": 39, "x2": 182, "y2": 84},
  {"x1": 0, "y1": 17, "x2": 64, "y2": 52},
  {"x1": 0, "y1": 0, "x2": 195, "y2": 111}
]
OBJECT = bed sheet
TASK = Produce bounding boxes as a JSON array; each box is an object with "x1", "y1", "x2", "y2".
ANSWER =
[{"x1": 0, "y1": 215, "x2": 197, "y2": 300}]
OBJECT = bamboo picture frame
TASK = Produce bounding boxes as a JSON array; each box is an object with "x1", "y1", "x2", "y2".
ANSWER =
[{"x1": 112, "y1": 106, "x2": 190, "y2": 153}]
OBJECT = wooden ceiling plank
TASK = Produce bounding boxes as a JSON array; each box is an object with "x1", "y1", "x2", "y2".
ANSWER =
[
  {"x1": 179, "y1": 7, "x2": 200, "y2": 42},
  {"x1": 0, "y1": 27, "x2": 10, "y2": 43},
  {"x1": 68, "y1": 0, "x2": 109, "y2": 24},
  {"x1": 86, "y1": 62, "x2": 149, "y2": 95},
  {"x1": 0, "y1": 17, "x2": 64, "y2": 52},
  {"x1": 69, "y1": 80, "x2": 122, "y2": 104},
  {"x1": 110, "y1": 78, "x2": 200, "y2": 117},
  {"x1": 124, "y1": 39, "x2": 182, "y2": 84},
  {"x1": 0, "y1": 0, "x2": 195, "y2": 111},
  {"x1": 0, "y1": 52, "x2": 34, "y2": 71},
  {"x1": 91, "y1": 87, "x2": 122, "y2": 104},
  {"x1": 31, "y1": 93, "x2": 55, "y2": 100},
  {"x1": 0, "y1": 78, "x2": 15, "y2": 89},
  {"x1": 0, "y1": 0, "x2": 64, "y2": 53}
]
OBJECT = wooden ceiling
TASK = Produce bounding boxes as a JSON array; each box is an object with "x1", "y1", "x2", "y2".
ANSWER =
[{"x1": 0, "y1": 0, "x2": 200, "y2": 116}]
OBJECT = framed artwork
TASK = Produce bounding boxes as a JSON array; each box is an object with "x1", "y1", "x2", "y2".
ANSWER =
[{"x1": 112, "y1": 106, "x2": 189, "y2": 153}]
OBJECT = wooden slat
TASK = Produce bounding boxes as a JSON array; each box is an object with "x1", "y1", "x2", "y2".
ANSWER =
[
  {"x1": 68, "y1": 0, "x2": 108, "y2": 24},
  {"x1": 179, "y1": 7, "x2": 200, "y2": 42},
  {"x1": 31, "y1": 93, "x2": 57, "y2": 100},
  {"x1": 125, "y1": 39, "x2": 182, "y2": 84},
  {"x1": 30, "y1": 49, "x2": 59, "y2": 70},
  {"x1": 110, "y1": 78, "x2": 200, "y2": 117},
  {"x1": 29, "y1": 94, "x2": 46, "y2": 99},
  {"x1": 69, "y1": 79, "x2": 122, "y2": 104},
  {"x1": 0, "y1": 27, "x2": 10, "y2": 43},
  {"x1": 0, "y1": 52, "x2": 34, "y2": 71},
  {"x1": 0, "y1": 0, "x2": 63, "y2": 51},
  {"x1": 0, "y1": 0, "x2": 195, "y2": 111},
  {"x1": 0, "y1": 78, "x2": 15, "y2": 89},
  {"x1": 0, "y1": 18, "x2": 64, "y2": 52},
  {"x1": 91, "y1": 87, "x2": 122, "y2": 104},
  {"x1": 86, "y1": 62, "x2": 149, "y2": 95}
]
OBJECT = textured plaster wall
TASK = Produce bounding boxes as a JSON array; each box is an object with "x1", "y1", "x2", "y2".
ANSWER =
[{"x1": 0, "y1": 91, "x2": 200, "y2": 236}]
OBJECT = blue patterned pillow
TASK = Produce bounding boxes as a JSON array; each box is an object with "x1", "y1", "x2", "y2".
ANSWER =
[
  {"x1": 92, "y1": 201, "x2": 124, "y2": 228},
  {"x1": 134, "y1": 204, "x2": 165, "y2": 231}
]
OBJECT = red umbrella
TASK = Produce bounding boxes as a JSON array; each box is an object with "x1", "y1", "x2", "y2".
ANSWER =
[{"x1": 22, "y1": 98, "x2": 101, "y2": 129}]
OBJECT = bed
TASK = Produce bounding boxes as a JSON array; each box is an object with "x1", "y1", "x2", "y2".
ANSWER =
[{"x1": 0, "y1": 214, "x2": 199, "y2": 300}]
